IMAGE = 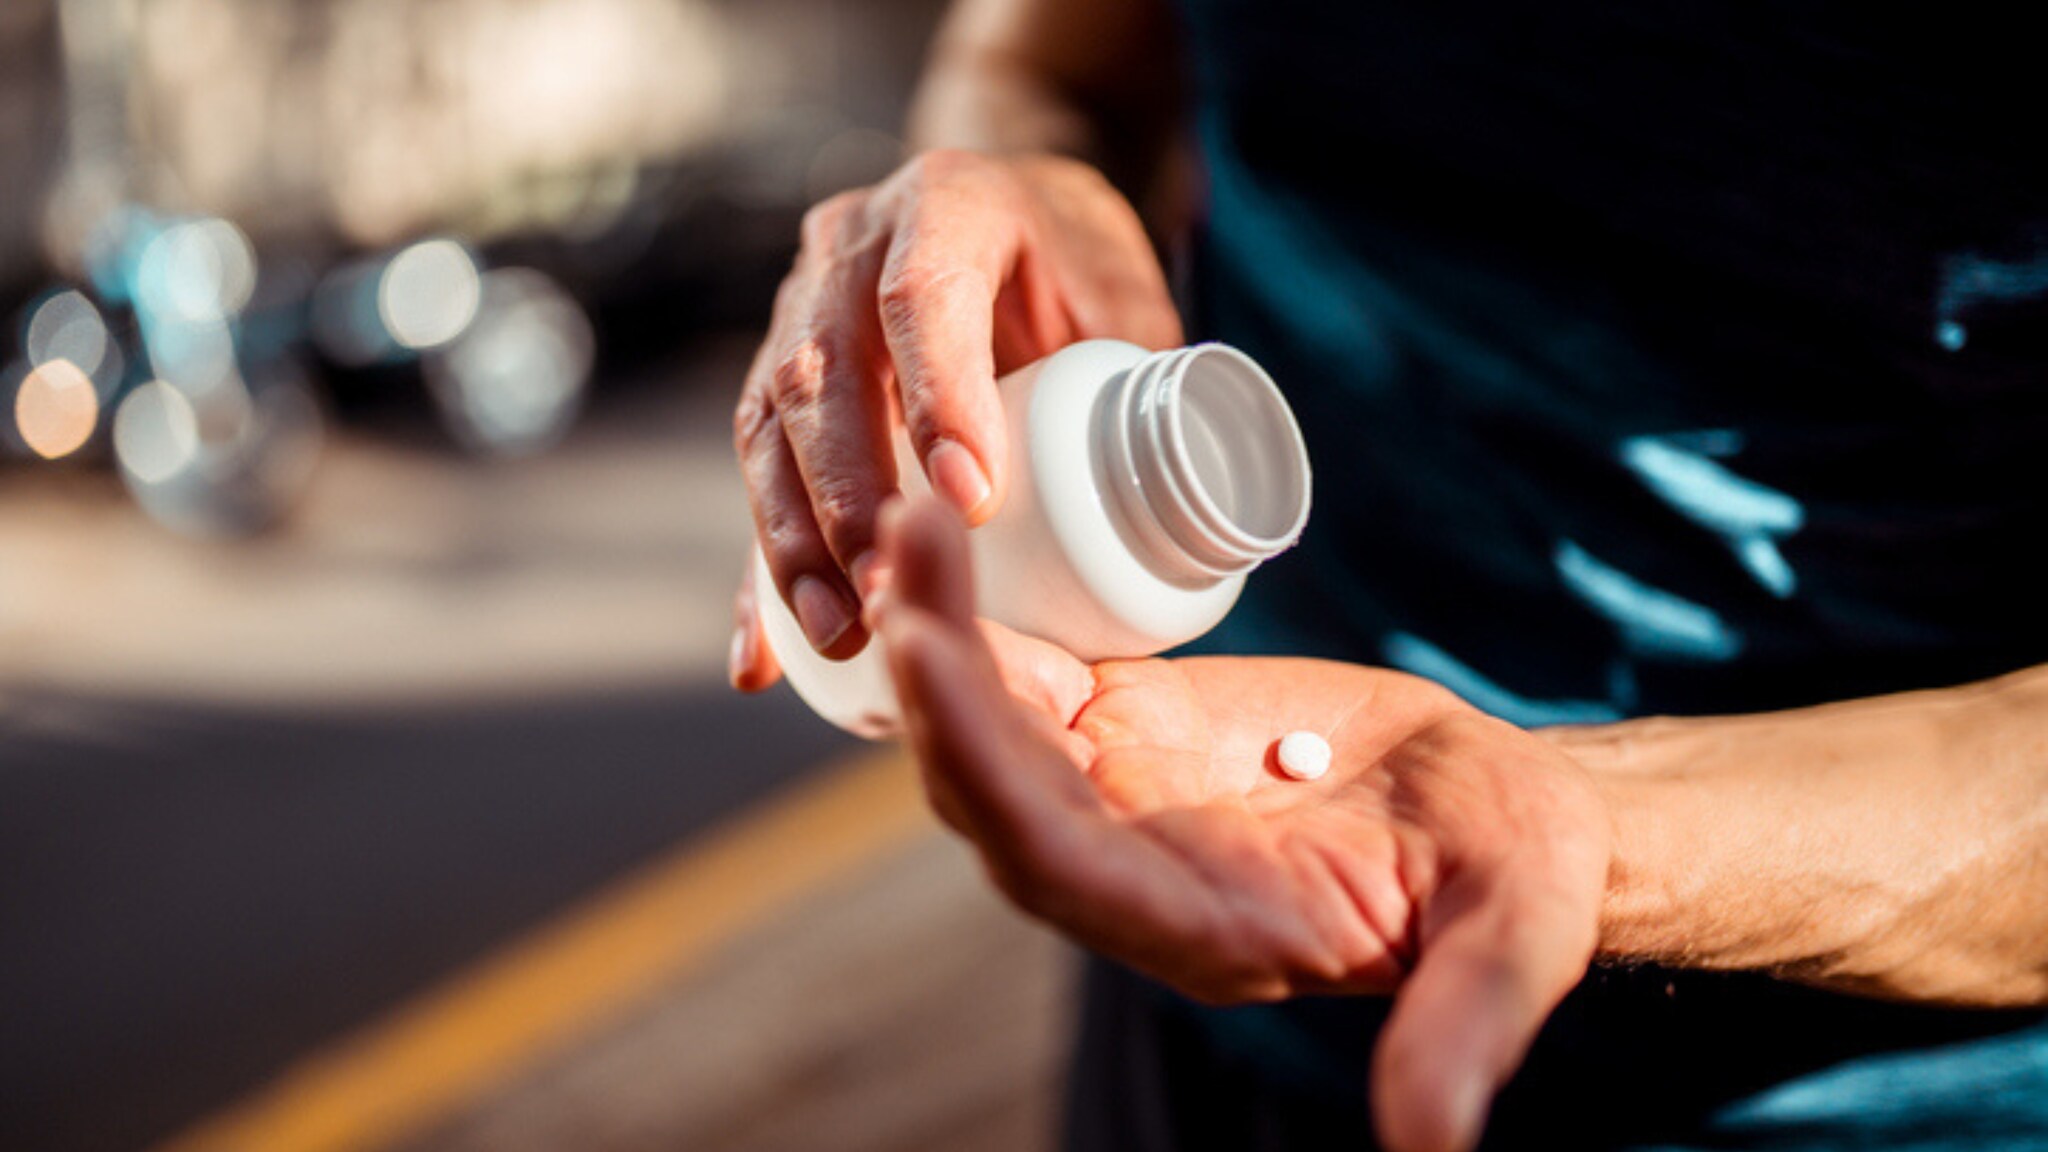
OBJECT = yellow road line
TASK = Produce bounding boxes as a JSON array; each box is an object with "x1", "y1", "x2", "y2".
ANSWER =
[{"x1": 151, "y1": 745, "x2": 928, "y2": 1152}]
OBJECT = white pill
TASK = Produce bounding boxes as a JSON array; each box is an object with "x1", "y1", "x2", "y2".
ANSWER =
[{"x1": 1275, "y1": 730, "x2": 1332, "y2": 781}]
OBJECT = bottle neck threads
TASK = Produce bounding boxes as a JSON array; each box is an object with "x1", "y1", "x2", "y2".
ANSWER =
[{"x1": 1096, "y1": 344, "x2": 1312, "y2": 583}]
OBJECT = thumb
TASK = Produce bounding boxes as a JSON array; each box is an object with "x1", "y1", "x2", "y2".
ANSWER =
[
  {"x1": 1369, "y1": 872, "x2": 1593, "y2": 1152},
  {"x1": 874, "y1": 495, "x2": 1101, "y2": 842}
]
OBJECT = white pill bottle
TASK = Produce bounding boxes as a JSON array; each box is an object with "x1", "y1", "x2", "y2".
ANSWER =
[{"x1": 754, "y1": 339, "x2": 1313, "y2": 738}]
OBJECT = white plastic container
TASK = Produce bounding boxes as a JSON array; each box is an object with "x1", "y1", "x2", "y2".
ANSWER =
[{"x1": 755, "y1": 339, "x2": 1312, "y2": 737}]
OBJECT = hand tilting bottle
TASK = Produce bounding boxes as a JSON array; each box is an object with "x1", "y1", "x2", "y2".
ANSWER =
[{"x1": 755, "y1": 339, "x2": 1313, "y2": 737}]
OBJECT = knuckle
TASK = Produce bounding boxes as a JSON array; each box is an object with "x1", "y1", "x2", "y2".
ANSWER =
[
  {"x1": 768, "y1": 339, "x2": 830, "y2": 410},
  {"x1": 755, "y1": 505, "x2": 820, "y2": 565},
  {"x1": 731, "y1": 388, "x2": 775, "y2": 454},
  {"x1": 875, "y1": 262, "x2": 942, "y2": 325},
  {"x1": 799, "y1": 191, "x2": 861, "y2": 248},
  {"x1": 807, "y1": 475, "x2": 875, "y2": 540}
]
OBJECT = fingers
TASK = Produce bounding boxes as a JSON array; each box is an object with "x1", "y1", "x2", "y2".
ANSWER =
[
  {"x1": 882, "y1": 595, "x2": 1101, "y2": 862},
  {"x1": 875, "y1": 158, "x2": 1014, "y2": 524},
  {"x1": 728, "y1": 560, "x2": 782, "y2": 692},
  {"x1": 876, "y1": 489, "x2": 979, "y2": 627},
  {"x1": 875, "y1": 497, "x2": 1206, "y2": 955},
  {"x1": 878, "y1": 529, "x2": 1107, "y2": 889},
  {"x1": 734, "y1": 195, "x2": 892, "y2": 658},
  {"x1": 737, "y1": 159, "x2": 1020, "y2": 655},
  {"x1": 1369, "y1": 870, "x2": 1596, "y2": 1152},
  {"x1": 735, "y1": 372, "x2": 866, "y2": 660},
  {"x1": 873, "y1": 493, "x2": 1110, "y2": 827},
  {"x1": 734, "y1": 150, "x2": 1174, "y2": 663},
  {"x1": 885, "y1": 602, "x2": 1216, "y2": 965},
  {"x1": 773, "y1": 211, "x2": 898, "y2": 594},
  {"x1": 867, "y1": 492, "x2": 1091, "y2": 755}
]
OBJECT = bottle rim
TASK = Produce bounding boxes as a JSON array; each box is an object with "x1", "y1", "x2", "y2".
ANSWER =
[{"x1": 1117, "y1": 343, "x2": 1312, "y2": 578}]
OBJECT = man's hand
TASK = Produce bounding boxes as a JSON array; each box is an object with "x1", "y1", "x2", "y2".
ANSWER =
[
  {"x1": 872, "y1": 497, "x2": 1612, "y2": 1152},
  {"x1": 729, "y1": 150, "x2": 1181, "y2": 688}
]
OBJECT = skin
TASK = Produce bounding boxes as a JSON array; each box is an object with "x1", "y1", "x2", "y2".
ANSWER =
[
  {"x1": 865, "y1": 497, "x2": 2048, "y2": 1152},
  {"x1": 872, "y1": 498, "x2": 1611, "y2": 1152},
  {"x1": 1556, "y1": 677, "x2": 2048, "y2": 1007},
  {"x1": 729, "y1": 149, "x2": 1180, "y2": 671},
  {"x1": 730, "y1": 1, "x2": 2048, "y2": 1148}
]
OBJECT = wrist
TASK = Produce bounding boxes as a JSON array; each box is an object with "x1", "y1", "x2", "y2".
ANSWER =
[
  {"x1": 1538, "y1": 717, "x2": 1704, "y2": 966},
  {"x1": 1578, "y1": 742, "x2": 1688, "y2": 967}
]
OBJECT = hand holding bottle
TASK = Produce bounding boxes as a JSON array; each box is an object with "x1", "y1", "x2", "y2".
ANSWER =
[
  {"x1": 752, "y1": 338, "x2": 1310, "y2": 737},
  {"x1": 730, "y1": 151, "x2": 1183, "y2": 689}
]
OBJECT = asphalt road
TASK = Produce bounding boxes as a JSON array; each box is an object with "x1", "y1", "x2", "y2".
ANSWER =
[
  {"x1": 0, "y1": 335, "x2": 857, "y2": 1152},
  {"x1": 0, "y1": 684, "x2": 848, "y2": 1152}
]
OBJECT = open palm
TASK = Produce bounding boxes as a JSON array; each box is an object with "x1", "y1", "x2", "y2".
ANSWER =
[{"x1": 873, "y1": 498, "x2": 1611, "y2": 1152}]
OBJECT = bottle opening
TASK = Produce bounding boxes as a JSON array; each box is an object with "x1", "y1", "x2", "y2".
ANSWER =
[
  {"x1": 1167, "y1": 346, "x2": 1312, "y2": 556},
  {"x1": 1103, "y1": 343, "x2": 1313, "y2": 581}
]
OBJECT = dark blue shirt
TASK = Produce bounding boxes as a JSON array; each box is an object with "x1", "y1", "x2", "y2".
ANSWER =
[{"x1": 1166, "y1": 2, "x2": 2048, "y2": 1147}]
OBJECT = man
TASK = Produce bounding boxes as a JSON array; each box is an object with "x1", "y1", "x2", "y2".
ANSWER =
[{"x1": 730, "y1": 1, "x2": 2048, "y2": 1148}]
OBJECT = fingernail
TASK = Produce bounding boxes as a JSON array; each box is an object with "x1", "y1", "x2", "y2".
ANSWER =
[
  {"x1": 925, "y1": 439, "x2": 992, "y2": 519},
  {"x1": 727, "y1": 624, "x2": 753, "y2": 688},
  {"x1": 792, "y1": 575, "x2": 855, "y2": 652},
  {"x1": 850, "y1": 549, "x2": 890, "y2": 603}
]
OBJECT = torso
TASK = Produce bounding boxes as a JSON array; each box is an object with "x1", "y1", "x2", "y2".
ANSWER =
[
  {"x1": 1153, "y1": 3, "x2": 2048, "y2": 1144},
  {"x1": 1177, "y1": 0, "x2": 2048, "y2": 720}
]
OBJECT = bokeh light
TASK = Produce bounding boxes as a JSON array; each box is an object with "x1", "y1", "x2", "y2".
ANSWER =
[
  {"x1": 119, "y1": 215, "x2": 261, "y2": 419},
  {"x1": 113, "y1": 379, "x2": 201, "y2": 484},
  {"x1": 378, "y1": 239, "x2": 483, "y2": 351},
  {"x1": 115, "y1": 365, "x2": 324, "y2": 537},
  {"x1": 134, "y1": 216, "x2": 258, "y2": 323},
  {"x1": 143, "y1": 311, "x2": 241, "y2": 401},
  {"x1": 14, "y1": 358, "x2": 101, "y2": 459},
  {"x1": 80, "y1": 207, "x2": 165, "y2": 308},
  {"x1": 425, "y1": 267, "x2": 593, "y2": 457},
  {"x1": 24, "y1": 289, "x2": 110, "y2": 379}
]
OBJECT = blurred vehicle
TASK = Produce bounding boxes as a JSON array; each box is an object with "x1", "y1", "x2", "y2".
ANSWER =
[{"x1": 2, "y1": 0, "x2": 937, "y2": 535}]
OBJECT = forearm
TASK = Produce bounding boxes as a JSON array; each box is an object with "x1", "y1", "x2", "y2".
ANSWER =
[
  {"x1": 906, "y1": 0, "x2": 1182, "y2": 197},
  {"x1": 1548, "y1": 666, "x2": 2048, "y2": 1007},
  {"x1": 909, "y1": 26, "x2": 1101, "y2": 156}
]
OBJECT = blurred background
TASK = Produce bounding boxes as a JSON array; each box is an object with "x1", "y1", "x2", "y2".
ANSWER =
[{"x1": 0, "y1": 3, "x2": 1071, "y2": 1151}]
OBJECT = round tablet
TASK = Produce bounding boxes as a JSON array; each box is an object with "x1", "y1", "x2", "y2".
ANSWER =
[{"x1": 1275, "y1": 730, "x2": 1332, "y2": 781}]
